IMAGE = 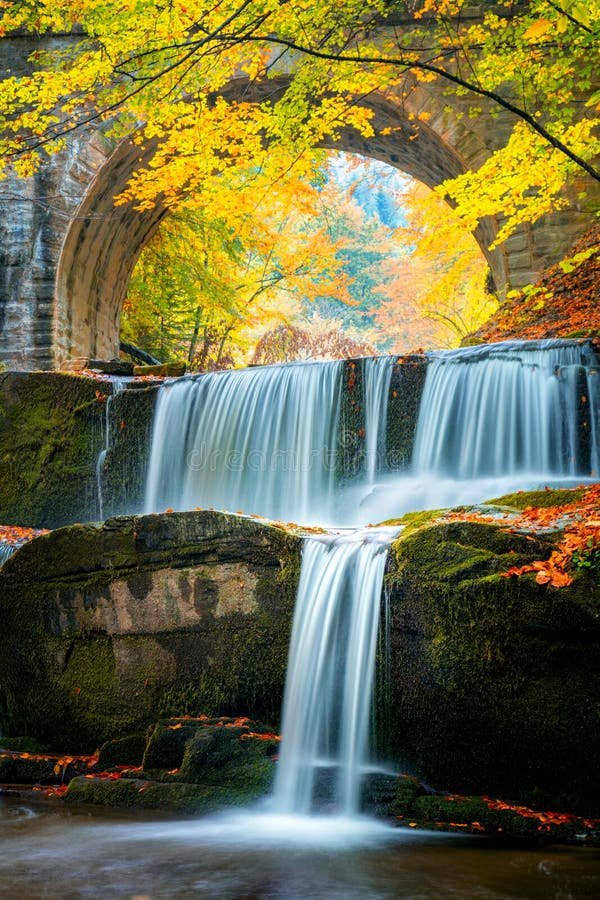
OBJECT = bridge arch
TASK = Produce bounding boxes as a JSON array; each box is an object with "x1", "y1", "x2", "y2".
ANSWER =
[{"x1": 0, "y1": 44, "x2": 595, "y2": 369}]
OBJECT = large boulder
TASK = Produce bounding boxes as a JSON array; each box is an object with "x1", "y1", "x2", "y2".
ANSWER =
[
  {"x1": 383, "y1": 500, "x2": 600, "y2": 815},
  {"x1": 0, "y1": 510, "x2": 300, "y2": 750}
]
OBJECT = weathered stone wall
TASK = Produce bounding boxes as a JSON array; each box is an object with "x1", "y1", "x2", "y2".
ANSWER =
[
  {"x1": 1, "y1": 30, "x2": 598, "y2": 369},
  {"x1": 0, "y1": 510, "x2": 301, "y2": 750}
]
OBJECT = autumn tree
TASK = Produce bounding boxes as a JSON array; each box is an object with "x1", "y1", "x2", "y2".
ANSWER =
[
  {"x1": 0, "y1": 0, "x2": 597, "y2": 243},
  {"x1": 121, "y1": 158, "x2": 359, "y2": 369},
  {"x1": 372, "y1": 179, "x2": 498, "y2": 348}
]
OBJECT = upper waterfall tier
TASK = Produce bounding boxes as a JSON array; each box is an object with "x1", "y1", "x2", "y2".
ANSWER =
[
  {"x1": 145, "y1": 360, "x2": 345, "y2": 524},
  {"x1": 143, "y1": 340, "x2": 598, "y2": 525},
  {"x1": 413, "y1": 340, "x2": 599, "y2": 479}
]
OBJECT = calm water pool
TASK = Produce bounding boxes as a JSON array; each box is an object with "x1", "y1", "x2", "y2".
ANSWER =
[{"x1": 1, "y1": 800, "x2": 598, "y2": 899}]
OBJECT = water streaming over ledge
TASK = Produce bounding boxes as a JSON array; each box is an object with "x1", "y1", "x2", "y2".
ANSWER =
[
  {"x1": 140, "y1": 338, "x2": 600, "y2": 816},
  {"x1": 0, "y1": 542, "x2": 17, "y2": 566},
  {"x1": 273, "y1": 528, "x2": 397, "y2": 816},
  {"x1": 413, "y1": 340, "x2": 599, "y2": 479},
  {"x1": 145, "y1": 360, "x2": 344, "y2": 524}
]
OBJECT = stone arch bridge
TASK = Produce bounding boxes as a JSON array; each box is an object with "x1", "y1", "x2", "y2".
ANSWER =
[{"x1": 0, "y1": 28, "x2": 596, "y2": 370}]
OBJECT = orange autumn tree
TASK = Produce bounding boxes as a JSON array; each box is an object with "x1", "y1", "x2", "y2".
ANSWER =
[{"x1": 373, "y1": 180, "x2": 498, "y2": 349}]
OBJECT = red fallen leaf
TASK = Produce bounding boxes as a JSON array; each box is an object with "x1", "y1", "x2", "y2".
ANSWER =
[
  {"x1": 358, "y1": 428, "x2": 365, "y2": 438},
  {"x1": 120, "y1": 420, "x2": 126, "y2": 430},
  {"x1": 535, "y1": 571, "x2": 551, "y2": 585},
  {"x1": 165, "y1": 507, "x2": 174, "y2": 513},
  {"x1": 550, "y1": 571, "x2": 573, "y2": 588}
]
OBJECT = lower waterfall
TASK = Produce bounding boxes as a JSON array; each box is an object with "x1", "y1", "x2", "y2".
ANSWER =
[{"x1": 273, "y1": 527, "x2": 396, "y2": 816}]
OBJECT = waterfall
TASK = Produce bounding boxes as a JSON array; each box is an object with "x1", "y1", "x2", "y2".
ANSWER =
[
  {"x1": 144, "y1": 357, "x2": 400, "y2": 525},
  {"x1": 273, "y1": 527, "x2": 396, "y2": 816},
  {"x1": 363, "y1": 356, "x2": 394, "y2": 485},
  {"x1": 145, "y1": 361, "x2": 344, "y2": 524},
  {"x1": 0, "y1": 543, "x2": 17, "y2": 567},
  {"x1": 413, "y1": 340, "x2": 599, "y2": 479},
  {"x1": 95, "y1": 377, "x2": 129, "y2": 521}
]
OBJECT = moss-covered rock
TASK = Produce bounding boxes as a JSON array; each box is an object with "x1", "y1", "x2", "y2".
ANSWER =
[
  {"x1": 64, "y1": 715, "x2": 278, "y2": 812},
  {"x1": 0, "y1": 372, "x2": 159, "y2": 528},
  {"x1": 0, "y1": 510, "x2": 301, "y2": 750},
  {"x1": 0, "y1": 372, "x2": 106, "y2": 527},
  {"x1": 96, "y1": 734, "x2": 147, "y2": 769},
  {"x1": 63, "y1": 773, "x2": 269, "y2": 813},
  {"x1": 486, "y1": 486, "x2": 588, "y2": 510},
  {"x1": 382, "y1": 513, "x2": 600, "y2": 815}
]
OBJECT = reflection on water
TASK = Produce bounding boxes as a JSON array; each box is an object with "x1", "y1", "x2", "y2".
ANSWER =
[{"x1": 1, "y1": 801, "x2": 598, "y2": 899}]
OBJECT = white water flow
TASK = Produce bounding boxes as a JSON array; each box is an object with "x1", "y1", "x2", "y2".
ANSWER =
[
  {"x1": 363, "y1": 356, "x2": 394, "y2": 485},
  {"x1": 414, "y1": 341, "x2": 599, "y2": 479},
  {"x1": 95, "y1": 378, "x2": 128, "y2": 520},
  {"x1": 140, "y1": 339, "x2": 600, "y2": 818},
  {"x1": 0, "y1": 543, "x2": 17, "y2": 566},
  {"x1": 145, "y1": 360, "x2": 344, "y2": 524},
  {"x1": 273, "y1": 528, "x2": 396, "y2": 816}
]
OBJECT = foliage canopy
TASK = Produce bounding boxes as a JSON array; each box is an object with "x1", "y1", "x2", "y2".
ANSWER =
[{"x1": 0, "y1": 0, "x2": 598, "y2": 240}]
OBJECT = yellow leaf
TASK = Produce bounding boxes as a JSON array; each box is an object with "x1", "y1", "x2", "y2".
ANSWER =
[{"x1": 523, "y1": 19, "x2": 553, "y2": 41}]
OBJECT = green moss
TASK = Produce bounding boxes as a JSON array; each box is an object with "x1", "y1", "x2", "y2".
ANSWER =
[
  {"x1": 64, "y1": 773, "x2": 271, "y2": 812},
  {"x1": 378, "y1": 509, "x2": 444, "y2": 535},
  {"x1": 0, "y1": 372, "x2": 106, "y2": 528},
  {"x1": 383, "y1": 516, "x2": 600, "y2": 815},
  {"x1": 485, "y1": 486, "x2": 587, "y2": 510},
  {"x1": 97, "y1": 734, "x2": 147, "y2": 769}
]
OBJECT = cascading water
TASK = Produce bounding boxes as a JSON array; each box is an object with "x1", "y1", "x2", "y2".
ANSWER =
[
  {"x1": 95, "y1": 377, "x2": 128, "y2": 520},
  {"x1": 273, "y1": 527, "x2": 397, "y2": 816},
  {"x1": 0, "y1": 542, "x2": 17, "y2": 566},
  {"x1": 139, "y1": 338, "x2": 600, "y2": 818},
  {"x1": 145, "y1": 361, "x2": 343, "y2": 524},
  {"x1": 363, "y1": 356, "x2": 394, "y2": 485},
  {"x1": 361, "y1": 340, "x2": 600, "y2": 520},
  {"x1": 144, "y1": 356, "x2": 397, "y2": 525},
  {"x1": 413, "y1": 340, "x2": 599, "y2": 479}
]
